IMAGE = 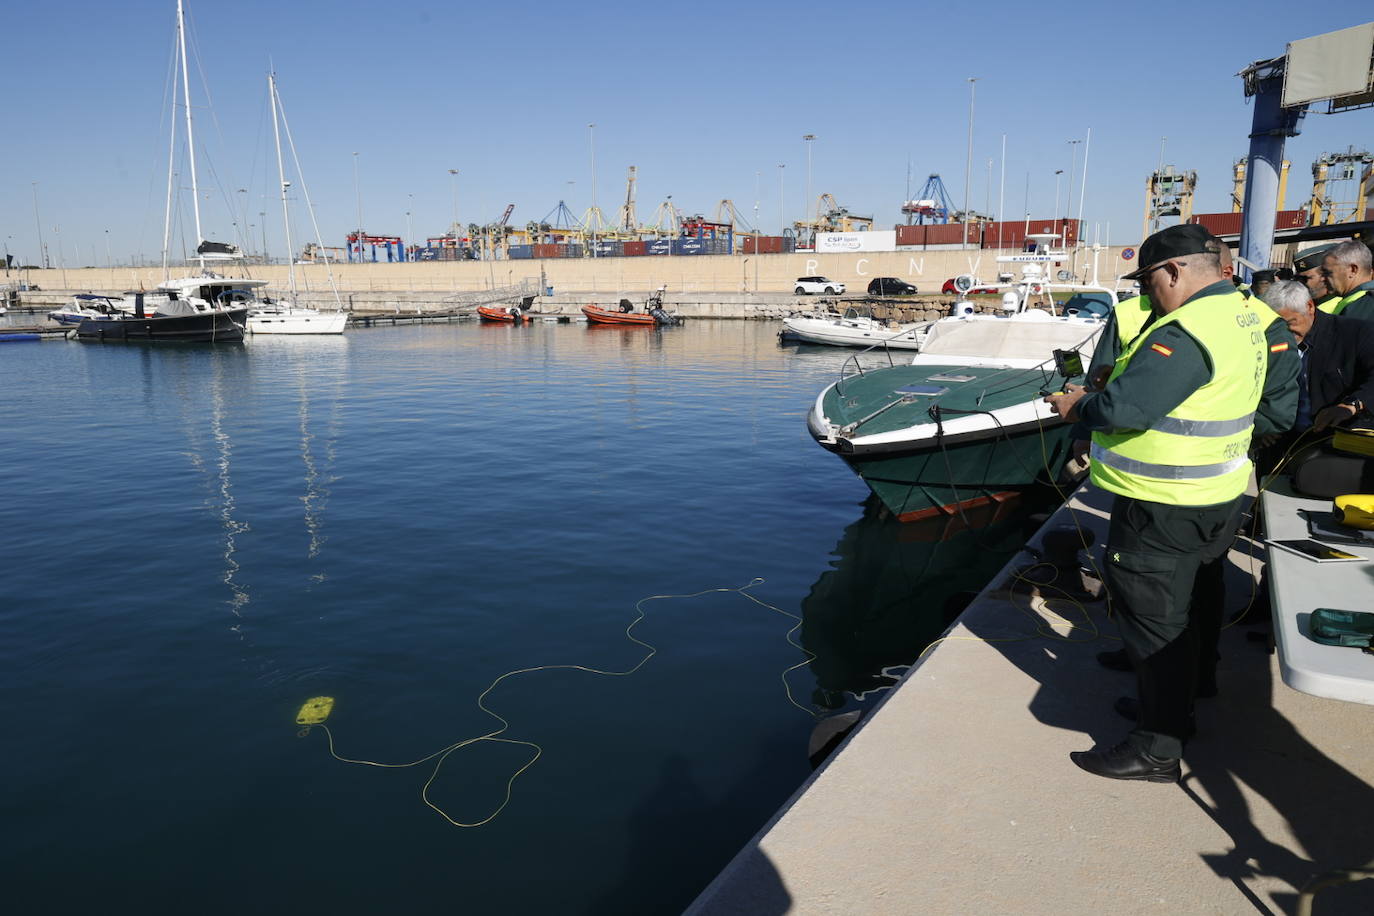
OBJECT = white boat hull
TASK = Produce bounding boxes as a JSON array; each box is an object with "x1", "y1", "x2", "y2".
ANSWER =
[
  {"x1": 782, "y1": 315, "x2": 930, "y2": 350},
  {"x1": 247, "y1": 309, "x2": 347, "y2": 335}
]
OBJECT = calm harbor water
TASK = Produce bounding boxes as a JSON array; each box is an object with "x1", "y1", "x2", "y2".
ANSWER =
[{"x1": 1, "y1": 319, "x2": 1032, "y2": 914}]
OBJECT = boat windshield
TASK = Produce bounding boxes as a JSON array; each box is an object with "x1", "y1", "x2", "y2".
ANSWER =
[{"x1": 918, "y1": 317, "x2": 1097, "y2": 363}]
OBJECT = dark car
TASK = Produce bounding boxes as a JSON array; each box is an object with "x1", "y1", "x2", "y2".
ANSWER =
[{"x1": 867, "y1": 277, "x2": 918, "y2": 296}]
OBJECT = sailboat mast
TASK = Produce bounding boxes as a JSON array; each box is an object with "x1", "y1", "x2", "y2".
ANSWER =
[
  {"x1": 176, "y1": 0, "x2": 204, "y2": 267},
  {"x1": 161, "y1": 31, "x2": 179, "y2": 280},
  {"x1": 269, "y1": 71, "x2": 295, "y2": 295}
]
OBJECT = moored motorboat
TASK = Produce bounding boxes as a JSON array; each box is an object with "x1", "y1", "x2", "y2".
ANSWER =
[
  {"x1": 478, "y1": 304, "x2": 533, "y2": 323},
  {"x1": 781, "y1": 305, "x2": 931, "y2": 350},
  {"x1": 76, "y1": 275, "x2": 259, "y2": 343},
  {"x1": 49, "y1": 294, "x2": 124, "y2": 325},
  {"x1": 582, "y1": 304, "x2": 658, "y2": 325},
  {"x1": 582, "y1": 287, "x2": 683, "y2": 326},
  {"x1": 806, "y1": 309, "x2": 1105, "y2": 521}
]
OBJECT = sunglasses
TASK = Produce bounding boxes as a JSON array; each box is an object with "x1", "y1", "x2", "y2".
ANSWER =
[{"x1": 1132, "y1": 262, "x2": 1170, "y2": 284}]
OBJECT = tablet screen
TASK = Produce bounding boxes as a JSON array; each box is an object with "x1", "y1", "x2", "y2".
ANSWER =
[{"x1": 1268, "y1": 538, "x2": 1364, "y2": 562}]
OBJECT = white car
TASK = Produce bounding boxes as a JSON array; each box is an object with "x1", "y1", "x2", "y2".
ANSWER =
[{"x1": 794, "y1": 276, "x2": 845, "y2": 295}]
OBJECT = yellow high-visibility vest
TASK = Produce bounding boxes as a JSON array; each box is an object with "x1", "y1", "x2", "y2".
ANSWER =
[
  {"x1": 1328, "y1": 288, "x2": 1369, "y2": 316},
  {"x1": 1114, "y1": 296, "x2": 1154, "y2": 349},
  {"x1": 1091, "y1": 289, "x2": 1266, "y2": 506}
]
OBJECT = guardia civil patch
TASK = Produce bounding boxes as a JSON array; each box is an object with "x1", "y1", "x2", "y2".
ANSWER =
[{"x1": 1150, "y1": 343, "x2": 1174, "y2": 357}]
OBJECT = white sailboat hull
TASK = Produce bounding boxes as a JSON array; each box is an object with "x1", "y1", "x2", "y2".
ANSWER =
[{"x1": 247, "y1": 308, "x2": 347, "y2": 335}]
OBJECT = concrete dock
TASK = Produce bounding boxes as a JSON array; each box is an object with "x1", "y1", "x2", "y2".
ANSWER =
[{"x1": 689, "y1": 484, "x2": 1374, "y2": 914}]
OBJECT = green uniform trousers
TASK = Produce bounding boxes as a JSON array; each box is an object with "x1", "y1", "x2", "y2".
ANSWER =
[{"x1": 1104, "y1": 494, "x2": 1243, "y2": 759}]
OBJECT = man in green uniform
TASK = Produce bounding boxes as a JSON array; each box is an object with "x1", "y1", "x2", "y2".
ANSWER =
[
  {"x1": 1046, "y1": 224, "x2": 1267, "y2": 782},
  {"x1": 1292, "y1": 242, "x2": 1341, "y2": 311},
  {"x1": 1083, "y1": 240, "x2": 1298, "y2": 705},
  {"x1": 1320, "y1": 239, "x2": 1374, "y2": 321}
]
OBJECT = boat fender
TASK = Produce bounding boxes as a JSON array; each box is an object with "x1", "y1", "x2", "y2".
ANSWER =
[{"x1": 619, "y1": 298, "x2": 634, "y2": 313}]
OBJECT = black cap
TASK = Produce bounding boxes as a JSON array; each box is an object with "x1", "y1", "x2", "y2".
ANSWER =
[
  {"x1": 1293, "y1": 242, "x2": 1338, "y2": 273},
  {"x1": 1123, "y1": 224, "x2": 1220, "y2": 279},
  {"x1": 1251, "y1": 269, "x2": 1277, "y2": 283}
]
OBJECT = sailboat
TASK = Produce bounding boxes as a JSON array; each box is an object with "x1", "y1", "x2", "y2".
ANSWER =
[
  {"x1": 247, "y1": 71, "x2": 347, "y2": 335},
  {"x1": 78, "y1": 0, "x2": 254, "y2": 344}
]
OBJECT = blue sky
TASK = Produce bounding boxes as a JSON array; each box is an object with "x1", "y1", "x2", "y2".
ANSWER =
[{"x1": 5, "y1": 0, "x2": 1372, "y2": 266}]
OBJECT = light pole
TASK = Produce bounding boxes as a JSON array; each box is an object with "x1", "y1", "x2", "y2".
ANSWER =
[
  {"x1": 1066, "y1": 138, "x2": 1082, "y2": 245},
  {"x1": 588, "y1": 123, "x2": 597, "y2": 213},
  {"x1": 105, "y1": 229, "x2": 112, "y2": 268},
  {"x1": 777, "y1": 164, "x2": 785, "y2": 236},
  {"x1": 666, "y1": 194, "x2": 673, "y2": 258},
  {"x1": 1053, "y1": 170, "x2": 1064, "y2": 240},
  {"x1": 260, "y1": 211, "x2": 268, "y2": 263},
  {"x1": 448, "y1": 168, "x2": 460, "y2": 257},
  {"x1": 754, "y1": 170, "x2": 761, "y2": 251},
  {"x1": 802, "y1": 133, "x2": 815, "y2": 244},
  {"x1": 31, "y1": 181, "x2": 49, "y2": 269},
  {"x1": 352, "y1": 152, "x2": 365, "y2": 262},
  {"x1": 963, "y1": 77, "x2": 978, "y2": 248}
]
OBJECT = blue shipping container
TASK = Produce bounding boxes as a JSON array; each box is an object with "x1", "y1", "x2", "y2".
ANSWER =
[
  {"x1": 645, "y1": 239, "x2": 672, "y2": 255},
  {"x1": 508, "y1": 245, "x2": 533, "y2": 259}
]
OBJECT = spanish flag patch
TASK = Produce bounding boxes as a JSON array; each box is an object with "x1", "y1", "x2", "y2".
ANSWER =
[
  {"x1": 1270, "y1": 342, "x2": 1290, "y2": 353},
  {"x1": 1150, "y1": 343, "x2": 1174, "y2": 357}
]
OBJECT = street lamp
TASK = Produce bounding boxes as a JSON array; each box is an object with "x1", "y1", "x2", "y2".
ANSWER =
[
  {"x1": 260, "y1": 211, "x2": 268, "y2": 264},
  {"x1": 1053, "y1": 170, "x2": 1064, "y2": 240},
  {"x1": 1066, "y1": 138, "x2": 1082, "y2": 244},
  {"x1": 802, "y1": 133, "x2": 815, "y2": 243},
  {"x1": 448, "y1": 168, "x2": 460, "y2": 257},
  {"x1": 777, "y1": 164, "x2": 785, "y2": 236},
  {"x1": 588, "y1": 123, "x2": 597, "y2": 212},
  {"x1": 963, "y1": 77, "x2": 978, "y2": 248},
  {"x1": 353, "y1": 152, "x2": 364, "y2": 262}
]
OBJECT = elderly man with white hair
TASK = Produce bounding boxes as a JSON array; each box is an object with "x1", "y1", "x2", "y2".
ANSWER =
[
  {"x1": 1264, "y1": 278, "x2": 1374, "y2": 435},
  {"x1": 1318, "y1": 239, "x2": 1374, "y2": 322}
]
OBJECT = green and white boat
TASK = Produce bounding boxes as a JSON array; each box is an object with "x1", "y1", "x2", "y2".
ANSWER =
[{"x1": 806, "y1": 303, "x2": 1108, "y2": 522}]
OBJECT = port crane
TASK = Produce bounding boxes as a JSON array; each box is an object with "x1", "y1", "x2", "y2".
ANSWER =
[
  {"x1": 793, "y1": 193, "x2": 873, "y2": 246},
  {"x1": 901, "y1": 174, "x2": 957, "y2": 224}
]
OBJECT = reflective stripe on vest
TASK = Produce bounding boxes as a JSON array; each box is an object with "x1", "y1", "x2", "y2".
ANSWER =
[
  {"x1": 1090, "y1": 289, "x2": 1266, "y2": 505},
  {"x1": 1148, "y1": 412, "x2": 1256, "y2": 436},
  {"x1": 1090, "y1": 444, "x2": 1249, "y2": 479}
]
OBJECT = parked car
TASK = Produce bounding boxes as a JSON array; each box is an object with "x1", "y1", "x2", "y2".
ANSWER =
[
  {"x1": 940, "y1": 277, "x2": 1001, "y2": 295},
  {"x1": 794, "y1": 276, "x2": 845, "y2": 295},
  {"x1": 867, "y1": 277, "x2": 918, "y2": 296}
]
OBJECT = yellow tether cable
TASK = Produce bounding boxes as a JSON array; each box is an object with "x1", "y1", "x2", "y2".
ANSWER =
[{"x1": 297, "y1": 578, "x2": 821, "y2": 827}]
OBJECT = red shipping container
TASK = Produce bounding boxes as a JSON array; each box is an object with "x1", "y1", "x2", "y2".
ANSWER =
[
  {"x1": 1189, "y1": 210, "x2": 1308, "y2": 237},
  {"x1": 623, "y1": 241, "x2": 646, "y2": 256}
]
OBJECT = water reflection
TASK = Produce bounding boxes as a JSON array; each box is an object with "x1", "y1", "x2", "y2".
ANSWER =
[{"x1": 799, "y1": 495, "x2": 1034, "y2": 708}]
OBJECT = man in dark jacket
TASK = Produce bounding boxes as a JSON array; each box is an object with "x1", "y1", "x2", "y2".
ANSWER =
[{"x1": 1265, "y1": 279, "x2": 1374, "y2": 436}]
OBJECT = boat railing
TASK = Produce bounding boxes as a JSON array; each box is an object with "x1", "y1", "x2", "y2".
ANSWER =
[
  {"x1": 833, "y1": 320, "x2": 939, "y2": 395},
  {"x1": 832, "y1": 322, "x2": 1103, "y2": 438}
]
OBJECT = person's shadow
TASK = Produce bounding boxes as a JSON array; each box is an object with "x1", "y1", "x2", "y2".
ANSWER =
[{"x1": 960, "y1": 484, "x2": 1374, "y2": 913}]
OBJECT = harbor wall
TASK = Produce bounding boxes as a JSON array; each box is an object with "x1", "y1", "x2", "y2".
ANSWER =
[{"x1": 10, "y1": 246, "x2": 1142, "y2": 298}]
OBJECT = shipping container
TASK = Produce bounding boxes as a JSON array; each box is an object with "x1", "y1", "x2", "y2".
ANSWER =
[
  {"x1": 1188, "y1": 210, "x2": 1308, "y2": 237},
  {"x1": 742, "y1": 235, "x2": 791, "y2": 254},
  {"x1": 591, "y1": 241, "x2": 624, "y2": 257},
  {"x1": 623, "y1": 241, "x2": 646, "y2": 256},
  {"x1": 895, "y1": 223, "x2": 976, "y2": 247},
  {"x1": 645, "y1": 239, "x2": 672, "y2": 255},
  {"x1": 507, "y1": 245, "x2": 533, "y2": 259}
]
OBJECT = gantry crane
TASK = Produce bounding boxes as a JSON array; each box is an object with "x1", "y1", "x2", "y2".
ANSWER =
[
  {"x1": 792, "y1": 193, "x2": 873, "y2": 246},
  {"x1": 1309, "y1": 147, "x2": 1374, "y2": 225},
  {"x1": 901, "y1": 174, "x2": 957, "y2": 224},
  {"x1": 1142, "y1": 166, "x2": 1198, "y2": 238},
  {"x1": 618, "y1": 166, "x2": 638, "y2": 235}
]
